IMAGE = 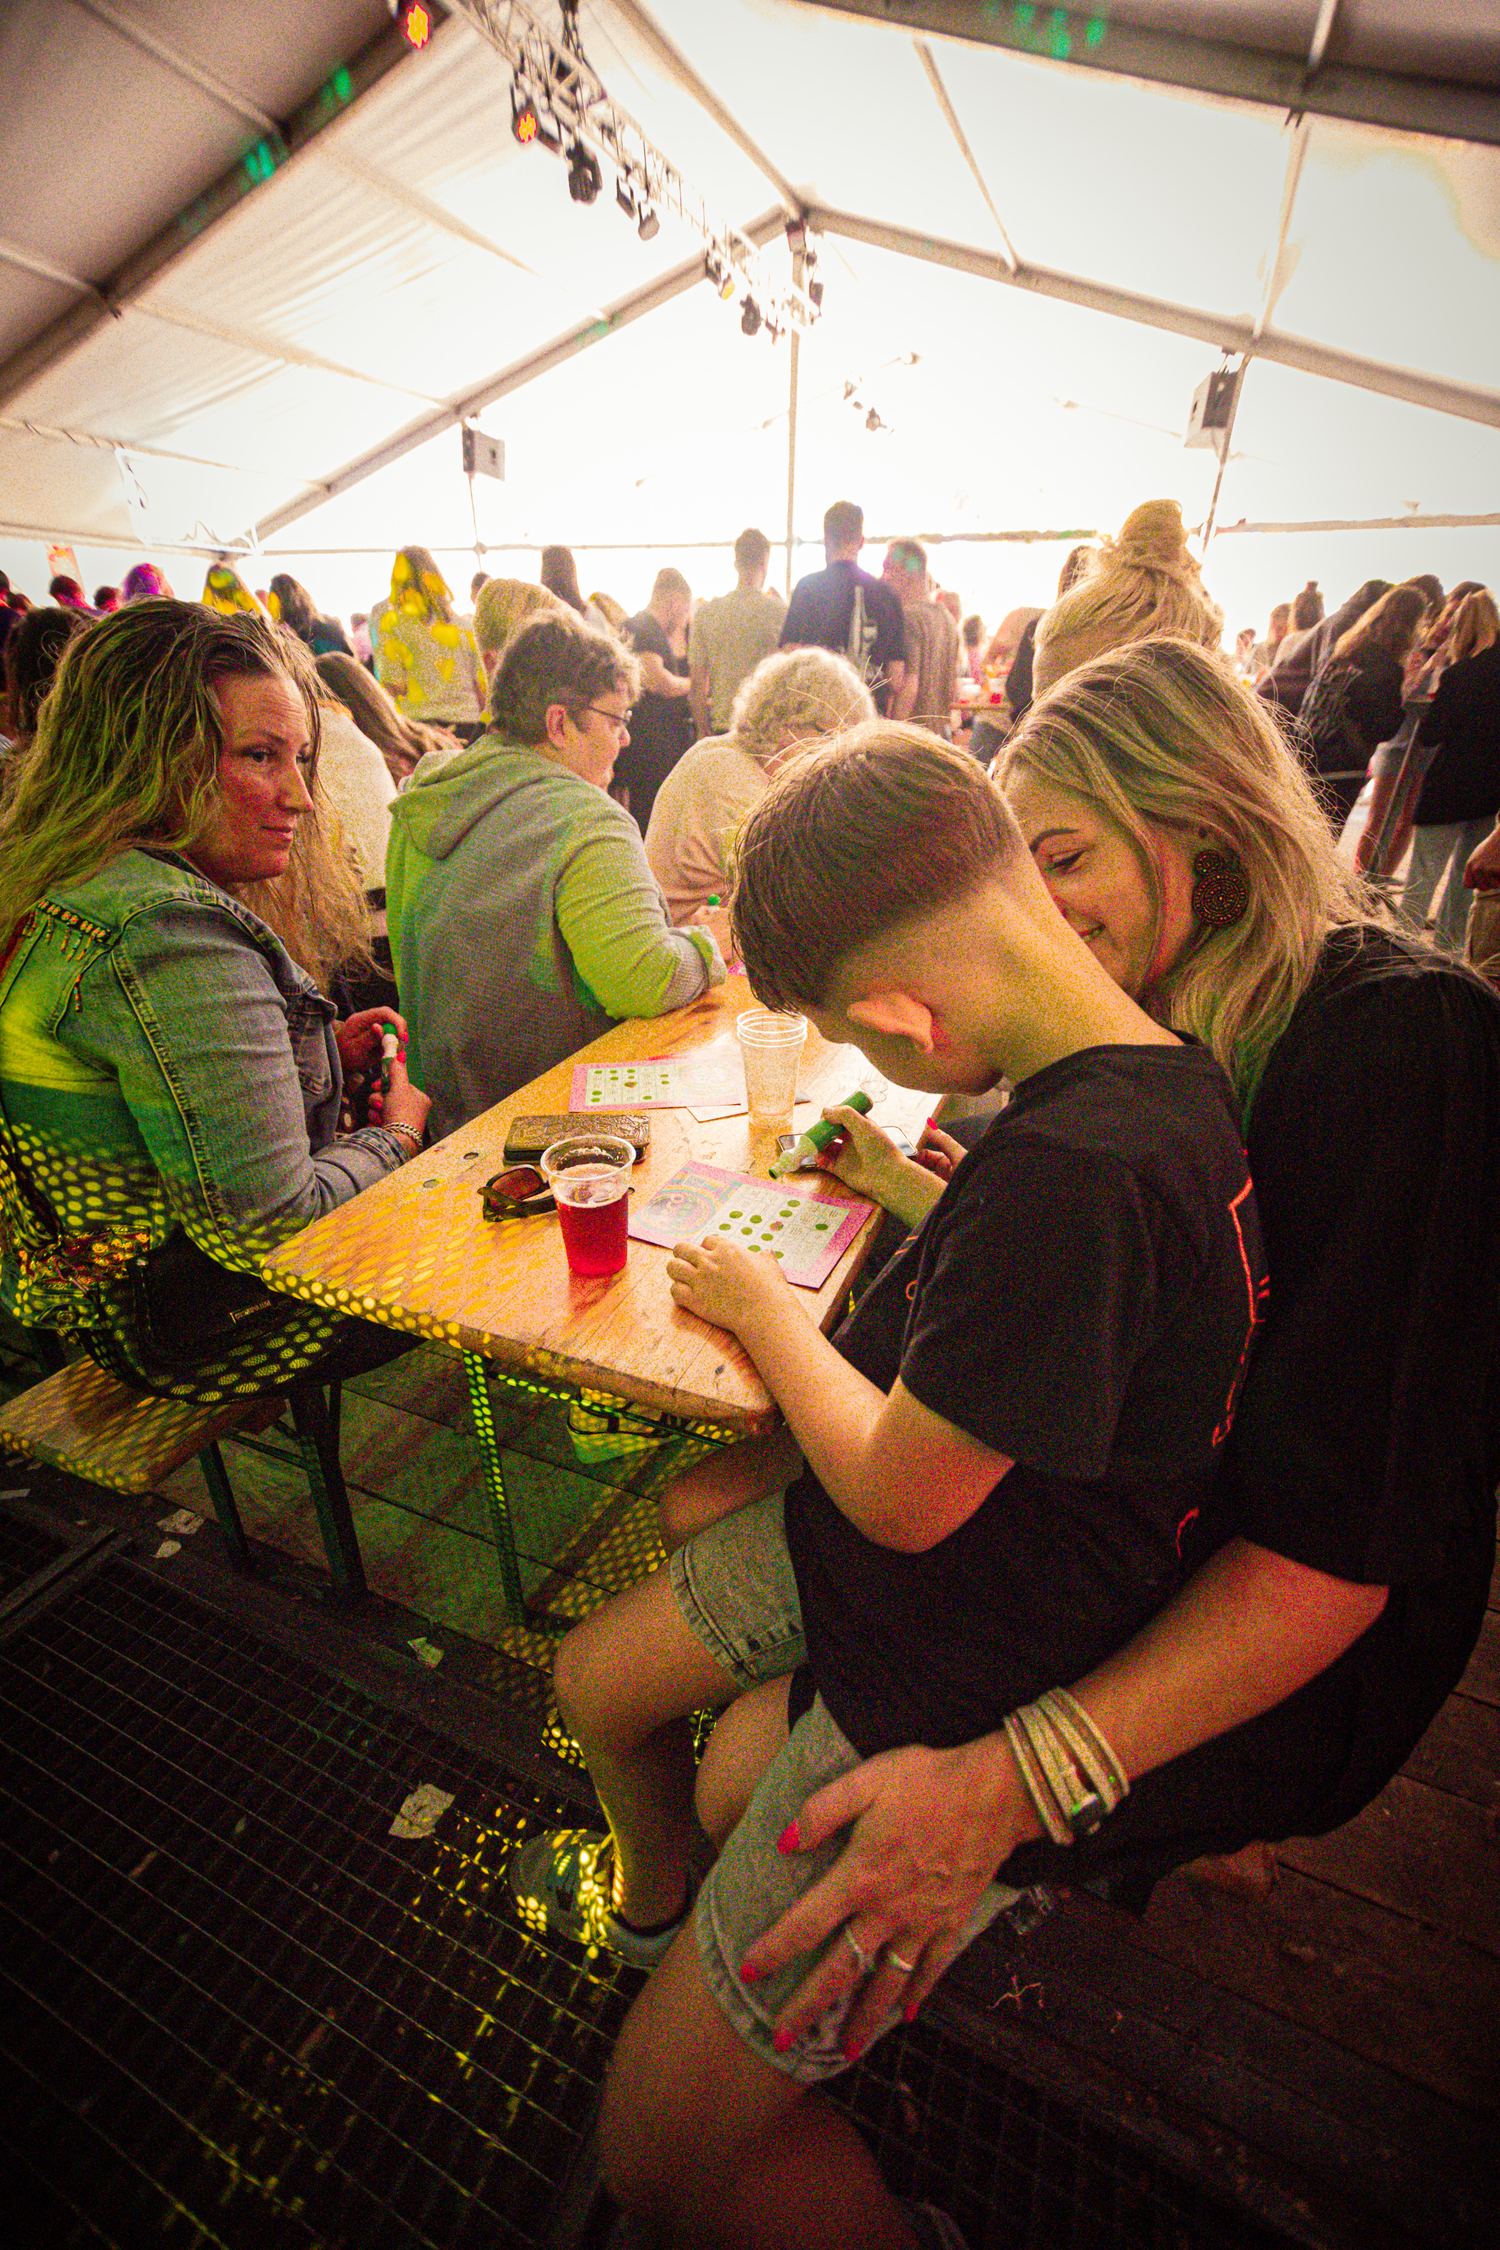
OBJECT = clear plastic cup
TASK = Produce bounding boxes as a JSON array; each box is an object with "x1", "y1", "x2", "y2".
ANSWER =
[
  {"x1": 735, "y1": 1010, "x2": 808, "y2": 1124},
  {"x1": 540, "y1": 1133, "x2": 634, "y2": 1277}
]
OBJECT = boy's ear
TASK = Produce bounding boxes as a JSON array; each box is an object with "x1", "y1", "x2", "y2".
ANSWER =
[{"x1": 846, "y1": 990, "x2": 938, "y2": 1054}]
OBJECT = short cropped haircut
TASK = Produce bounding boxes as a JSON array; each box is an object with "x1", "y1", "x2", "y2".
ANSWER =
[
  {"x1": 731, "y1": 722, "x2": 1019, "y2": 1011},
  {"x1": 885, "y1": 538, "x2": 926, "y2": 579},
  {"x1": 490, "y1": 613, "x2": 639, "y2": 742},
  {"x1": 823, "y1": 500, "x2": 863, "y2": 548},
  {"x1": 734, "y1": 527, "x2": 771, "y2": 571}
]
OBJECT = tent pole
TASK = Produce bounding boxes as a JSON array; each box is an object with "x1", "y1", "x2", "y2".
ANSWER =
[{"x1": 784, "y1": 242, "x2": 803, "y2": 598}]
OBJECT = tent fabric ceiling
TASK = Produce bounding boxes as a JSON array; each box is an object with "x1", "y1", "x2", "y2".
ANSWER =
[{"x1": 1, "y1": 0, "x2": 1496, "y2": 569}]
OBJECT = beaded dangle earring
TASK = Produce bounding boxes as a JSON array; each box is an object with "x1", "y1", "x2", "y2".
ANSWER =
[{"x1": 1191, "y1": 847, "x2": 1250, "y2": 929}]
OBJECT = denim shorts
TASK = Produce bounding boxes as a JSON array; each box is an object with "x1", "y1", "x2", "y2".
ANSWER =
[
  {"x1": 667, "y1": 1488, "x2": 806, "y2": 1690},
  {"x1": 668, "y1": 1491, "x2": 1010, "y2": 2084}
]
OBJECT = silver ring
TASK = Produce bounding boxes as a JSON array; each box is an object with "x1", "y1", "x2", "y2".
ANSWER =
[
  {"x1": 842, "y1": 1928, "x2": 874, "y2": 1976},
  {"x1": 887, "y1": 1951, "x2": 917, "y2": 1975}
]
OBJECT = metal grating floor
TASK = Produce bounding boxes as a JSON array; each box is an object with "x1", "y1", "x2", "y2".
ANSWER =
[{"x1": 0, "y1": 1543, "x2": 1302, "y2": 2250}]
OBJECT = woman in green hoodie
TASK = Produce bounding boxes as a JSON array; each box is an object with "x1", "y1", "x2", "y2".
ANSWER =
[{"x1": 386, "y1": 613, "x2": 726, "y2": 1140}]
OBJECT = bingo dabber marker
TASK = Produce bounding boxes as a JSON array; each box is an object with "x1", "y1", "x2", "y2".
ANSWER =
[
  {"x1": 768, "y1": 1090, "x2": 874, "y2": 1178},
  {"x1": 367, "y1": 1024, "x2": 401, "y2": 1126}
]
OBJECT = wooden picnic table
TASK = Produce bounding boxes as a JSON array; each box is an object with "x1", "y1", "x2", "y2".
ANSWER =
[
  {"x1": 262, "y1": 981, "x2": 930, "y2": 1620},
  {"x1": 264, "y1": 976, "x2": 926, "y2": 1432}
]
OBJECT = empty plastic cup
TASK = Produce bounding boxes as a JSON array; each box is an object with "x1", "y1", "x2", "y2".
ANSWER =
[
  {"x1": 735, "y1": 1010, "x2": 808, "y2": 1124},
  {"x1": 541, "y1": 1133, "x2": 634, "y2": 1276}
]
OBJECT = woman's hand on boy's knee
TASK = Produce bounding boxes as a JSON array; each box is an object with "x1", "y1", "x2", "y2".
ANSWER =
[
  {"x1": 667, "y1": 1237, "x2": 794, "y2": 1336},
  {"x1": 738, "y1": 1738, "x2": 1027, "y2": 2050}
]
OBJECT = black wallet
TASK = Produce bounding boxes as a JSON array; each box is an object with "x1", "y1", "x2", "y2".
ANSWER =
[{"x1": 502, "y1": 1111, "x2": 651, "y2": 1165}]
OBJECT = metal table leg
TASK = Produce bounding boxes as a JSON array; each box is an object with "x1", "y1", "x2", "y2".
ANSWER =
[{"x1": 461, "y1": 1350, "x2": 736, "y2": 1632}]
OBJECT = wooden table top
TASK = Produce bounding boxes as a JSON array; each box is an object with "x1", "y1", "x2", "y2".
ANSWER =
[{"x1": 263, "y1": 980, "x2": 931, "y2": 1436}]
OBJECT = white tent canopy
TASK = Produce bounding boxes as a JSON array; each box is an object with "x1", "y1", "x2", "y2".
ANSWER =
[{"x1": 3, "y1": 1, "x2": 1497, "y2": 631}]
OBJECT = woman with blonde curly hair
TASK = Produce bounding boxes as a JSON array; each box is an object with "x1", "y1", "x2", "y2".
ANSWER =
[
  {"x1": 1033, "y1": 498, "x2": 1223, "y2": 696},
  {"x1": 0, "y1": 601, "x2": 429, "y2": 1403},
  {"x1": 716, "y1": 637, "x2": 1500, "y2": 2084},
  {"x1": 644, "y1": 646, "x2": 875, "y2": 922}
]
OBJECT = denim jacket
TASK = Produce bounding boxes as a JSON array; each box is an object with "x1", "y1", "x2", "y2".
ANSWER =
[{"x1": 0, "y1": 849, "x2": 403, "y2": 1399}]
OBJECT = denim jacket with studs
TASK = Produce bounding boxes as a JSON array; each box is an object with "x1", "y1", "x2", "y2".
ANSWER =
[{"x1": 0, "y1": 848, "x2": 404, "y2": 1397}]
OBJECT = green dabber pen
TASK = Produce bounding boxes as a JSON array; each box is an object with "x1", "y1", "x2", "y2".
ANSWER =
[{"x1": 769, "y1": 1090, "x2": 873, "y2": 1178}]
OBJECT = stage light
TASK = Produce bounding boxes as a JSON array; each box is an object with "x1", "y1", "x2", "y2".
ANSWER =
[
  {"x1": 808, "y1": 277, "x2": 824, "y2": 308},
  {"x1": 395, "y1": 0, "x2": 432, "y2": 51},
  {"x1": 637, "y1": 207, "x2": 659, "y2": 241},
  {"x1": 740, "y1": 295, "x2": 762, "y2": 336},
  {"x1": 567, "y1": 141, "x2": 602, "y2": 204},
  {"x1": 616, "y1": 177, "x2": 637, "y2": 220},
  {"x1": 512, "y1": 91, "x2": 541, "y2": 144}
]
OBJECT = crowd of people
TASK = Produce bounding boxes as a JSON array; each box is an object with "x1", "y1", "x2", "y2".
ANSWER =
[{"x1": 1, "y1": 502, "x2": 1498, "y2": 2248}]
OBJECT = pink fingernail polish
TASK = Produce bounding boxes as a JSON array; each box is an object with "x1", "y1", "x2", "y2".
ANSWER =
[
  {"x1": 772, "y1": 2025, "x2": 794, "y2": 2054},
  {"x1": 775, "y1": 1820, "x2": 799, "y2": 1854},
  {"x1": 843, "y1": 2035, "x2": 864, "y2": 2063},
  {"x1": 903, "y1": 1998, "x2": 920, "y2": 2023},
  {"x1": 740, "y1": 1961, "x2": 764, "y2": 1985}
]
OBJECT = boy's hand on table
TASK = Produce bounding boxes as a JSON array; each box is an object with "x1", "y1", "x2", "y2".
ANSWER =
[
  {"x1": 667, "y1": 1236, "x2": 796, "y2": 1334},
  {"x1": 738, "y1": 1732, "x2": 1037, "y2": 2055},
  {"x1": 820, "y1": 1106, "x2": 944, "y2": 1230}
]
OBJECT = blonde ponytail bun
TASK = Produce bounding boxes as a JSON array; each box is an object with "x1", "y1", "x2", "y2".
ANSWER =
[
  {"x1": 1034, "y1": 497, "x2": 1224, "y2": 694},
  {"x1": 1110, "y1": 497, "x2": 1192, "y2": 571}
]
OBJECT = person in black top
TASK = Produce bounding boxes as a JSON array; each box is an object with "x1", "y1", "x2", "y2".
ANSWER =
[
  {"x1": 1296, "y1": 583, "x2": 1426, "y2": 826},
  {"x1": 779, "y1": 500, "x2": 907, "y2": 716},
  {"x1": 726, "y1": 639, "x2": 1499, "y2": 2074},
  {"x1": 548, "y1": 727, "x2": 1266, "y2": 2246},
  {"x1": 1404, "y1": 591, "x2": 1500, "y2": 950},
  {"x1": 618, "y1": 567, "x2": 695, "y2": 833}
]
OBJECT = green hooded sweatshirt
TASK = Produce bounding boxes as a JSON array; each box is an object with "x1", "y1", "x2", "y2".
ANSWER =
[{"x1": 386, "y1": 733, "x2": 722, "y2": 1138}]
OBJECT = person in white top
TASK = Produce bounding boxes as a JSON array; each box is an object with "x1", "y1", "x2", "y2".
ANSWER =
[
  {"x1": 645, "y1": 647, "x2": 873, "y2": 924},
  {"x1": 689, "y1": 528, "x2": 788, "y2": 740}
]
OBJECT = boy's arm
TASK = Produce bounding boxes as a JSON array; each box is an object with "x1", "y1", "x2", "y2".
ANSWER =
[{"x1": 666, "y1": 1238, "x2": 1011, "y2": 1549}]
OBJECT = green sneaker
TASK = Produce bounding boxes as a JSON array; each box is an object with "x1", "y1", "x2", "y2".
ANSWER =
[{"x1": 507, "y1": 1828, "x2": 691, "y2": 1969}]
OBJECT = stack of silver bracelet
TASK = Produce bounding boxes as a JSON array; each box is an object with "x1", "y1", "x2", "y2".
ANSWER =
[{"x1": 1002, "y1": 1688, "x2": 1130, "y2": 1844}]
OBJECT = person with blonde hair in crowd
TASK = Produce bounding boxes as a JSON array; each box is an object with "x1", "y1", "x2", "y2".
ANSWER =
[
  {"x1": 1032, "y1": 500, "x2": 1223, "y2": 697},
  {"x1": 474, "y1": 576, "x2": 566, "y2": 683},
  {"x1": 315, "y1": 653, "x2": 458, "y2": 787},
  {"x1": 644, "y1": 647, "x2": 874, "y2": 923},
  {"x1": 369, "y1": 545, "x2": 487, "y2": 738}
]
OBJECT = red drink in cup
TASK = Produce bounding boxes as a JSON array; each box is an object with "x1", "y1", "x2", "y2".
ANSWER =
[{"x1": 541, "y1": 1134, "x2": 634, "y2": 1277}]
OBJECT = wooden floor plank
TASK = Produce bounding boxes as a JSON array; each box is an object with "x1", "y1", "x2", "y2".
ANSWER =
[
  {"x1": 1457, "y1": 1608, "x2": 1500, "y2": 1705},
  {"x1": 1275, "y1": 1775, "x2": 1500, "y2": 1954},
  {"x1": 1399, "y1": 1690, "x2": 1500, "y2": 1806},
  {"x1": 1125, "y1": 1867, "x2": 1500, "y2": 2110},
  {"x1": 948, "y1": 1890, "x2": 1496, "y2": 2247}
]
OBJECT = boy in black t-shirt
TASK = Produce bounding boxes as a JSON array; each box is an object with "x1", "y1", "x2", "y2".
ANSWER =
[{"x1": 525, "y1": 728, "x2": 1266, "y2": 2248}]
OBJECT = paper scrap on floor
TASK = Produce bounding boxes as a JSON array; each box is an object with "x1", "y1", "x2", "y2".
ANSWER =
[{"x1": 628, "y1": 1162, "x2": 873, "y2": 1289}]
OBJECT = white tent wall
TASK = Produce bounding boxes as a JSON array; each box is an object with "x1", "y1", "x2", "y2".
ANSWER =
[{"x1": 2, "y1": 1, "x2": 1496, "y2": 632}]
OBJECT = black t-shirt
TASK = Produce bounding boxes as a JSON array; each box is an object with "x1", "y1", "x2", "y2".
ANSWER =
[
  {"x1": 784, "y1": 1044, "x2": 1265, "y2": 1759},
  {"x1": 779, "y1": 561, "x2": 906, "y2": 715},
  {"x1": 1002, "y1": 928, "x2": 1500, "y2": 1890},
  {"x1": 617, "y1": 611, "x2": 693, "y2": 834}
]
